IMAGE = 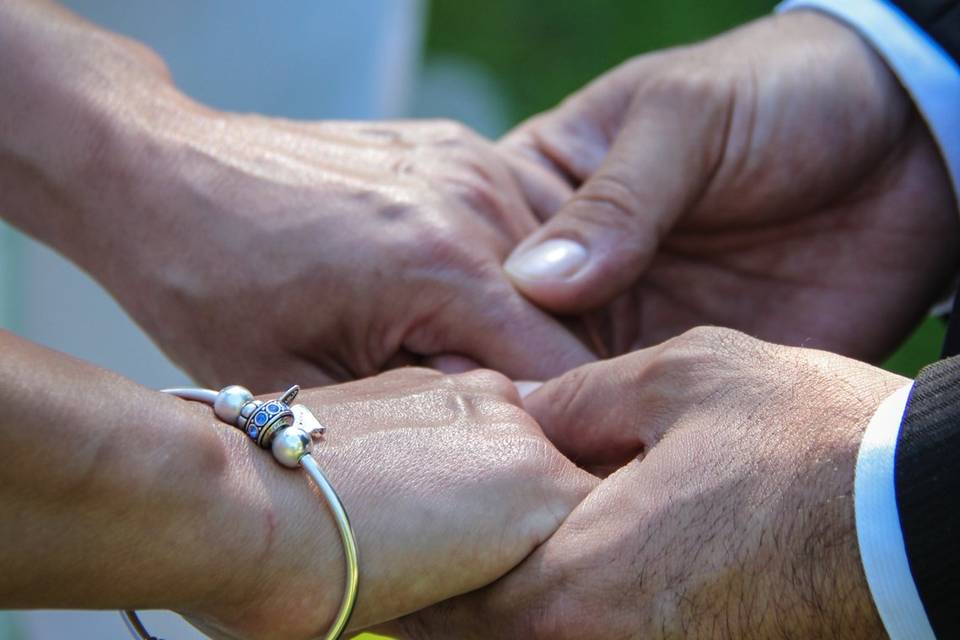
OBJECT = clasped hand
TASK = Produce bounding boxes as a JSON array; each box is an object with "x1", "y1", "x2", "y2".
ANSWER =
[{"x1": 24, "y1": 6, "x2": 955, "y2": 639}]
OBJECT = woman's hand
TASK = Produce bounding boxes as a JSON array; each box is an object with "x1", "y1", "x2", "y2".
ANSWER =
[
  {"x1": 0, "y1": 0, "x2": 594, "y2": 391},
  {"x1": 185, "y1": 368, "x2": 597, "y2": 639},
  {"x1": 97, "y1": 113, "x2": 596, "y2": 389},
  {"x1": 0, "y1": 328, "x2": 595, "y2": 639}
]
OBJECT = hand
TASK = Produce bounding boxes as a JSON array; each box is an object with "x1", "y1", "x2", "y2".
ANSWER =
[
  {"x1": 501, "y1": 11, "x2": 959, "y2": 362},
  {"x1": 0, "y1": 328, "x2": 594, "y2": 638},
  {"x1": 184, "y1": 368, "x2": 596, "y2": 639},
  {"x1": 0, "y1": 1, "x2": 593, "y2": 390},
  {"x1": 112, "y1": 115, "x2": 599, "y2": 389},
  {"x1": 388, "y1": 327, "x2": 907, "y2": 639}
]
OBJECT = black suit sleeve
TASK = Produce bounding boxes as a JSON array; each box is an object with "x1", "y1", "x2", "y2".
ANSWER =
[
  {"x1": 889, "y1": 0, "x2": 960, "y2": 63},
  {"x1": 895, "y1": 356, "x2": 960, "y2": 637}
]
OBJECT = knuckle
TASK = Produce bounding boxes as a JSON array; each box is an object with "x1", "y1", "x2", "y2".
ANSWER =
[
  {"x1": 575, "y1": 174, "x2": 641, "y2": 229},
  {"x1": 426, "y1": 118, "x2": 478, "y2": 146},
  {"x1": 654, "y1": 326, "x2": 753, "y2": 386},
  {"x1": 445, "y1": 170, "x2": 504, "y2": 217},
  {"x1": 398, "y1": 221, "x2": 484, "y2": 274},
  {"x1": 671, "y1": 325, "x2": 746, "y2": 353},
  {"x1": 570, "y1": 176, "x2": 661, "y2": 262},
  {"x1": 456, "y1": 368, "x2": 519, "y2": 402},
  {"x1": 376, "y1": 198, "x2": 417, "y2": 222}
]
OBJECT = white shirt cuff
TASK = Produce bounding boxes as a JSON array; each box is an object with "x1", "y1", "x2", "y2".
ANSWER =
[
  {"x1": 854, "y1": 383, "x2": 936, "y2": 640},
  {"x1": 777, "y1": 0, "x2": 960, "y2": 210}
]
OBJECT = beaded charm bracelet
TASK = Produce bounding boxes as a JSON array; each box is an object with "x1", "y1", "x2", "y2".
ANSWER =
[{"x1": 121, "y1": 384, "x2": 359, "y2": 640}]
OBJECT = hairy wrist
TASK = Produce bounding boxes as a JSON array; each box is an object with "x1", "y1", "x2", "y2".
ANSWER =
[{"x1": 766, "y1": 370, "x2": 898, "y2": 639}]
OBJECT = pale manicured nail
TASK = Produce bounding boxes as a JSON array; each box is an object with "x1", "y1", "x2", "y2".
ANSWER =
[{"x1": 505, "y1": 238, "x2": 588, "y2": 281}]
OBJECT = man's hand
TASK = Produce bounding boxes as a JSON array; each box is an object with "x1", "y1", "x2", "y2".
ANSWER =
[
  {"x1": 502, "y1": 11, "x2": 959, "y2": 362},
  {"x1": 387, "y1": 327, "x2": 907, "y2": 639},
  {"x1": 0, "y1": 1, "x2": 593, "y2": 390}
]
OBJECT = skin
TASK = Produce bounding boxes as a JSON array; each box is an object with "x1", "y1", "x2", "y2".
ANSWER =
[
  {"x1": 502, "y1": 11, "x2": 959, "y2": 362},
  {"x1": 388, "y1": 327, "x2": 908, "y2": 639},
  {"x1": 0, "y1": 330, "x2": 596, "y2": 639},
  {"x1": 0, "y1": 0, "x2": 593, "y2": 392},
  {"x1": 1, "y1": 5, "x2": 949, "y2": 638}
]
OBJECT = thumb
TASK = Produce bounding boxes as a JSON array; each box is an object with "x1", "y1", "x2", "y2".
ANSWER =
[
  {"x1": 525, "y1": 332, "x2": 704, "y2": 473},
  {"x1": 504, "y1": 90, "x2": 728, "y2": 313},
  {"x1": 524, "y1": 352, "x2": 654, "y2": 473}
]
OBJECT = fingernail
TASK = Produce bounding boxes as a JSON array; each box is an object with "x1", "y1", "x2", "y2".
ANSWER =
[
  {"x1": 505, "y1": 238, "x2": 588, "y2": 281},
  {"x1": 514, "y1": 380, "x2": 543, "y2": 399}
]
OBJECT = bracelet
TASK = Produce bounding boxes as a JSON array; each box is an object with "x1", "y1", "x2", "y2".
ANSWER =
[{"x1": 121, "y1": 384, "x2": 359, "y2": 640}]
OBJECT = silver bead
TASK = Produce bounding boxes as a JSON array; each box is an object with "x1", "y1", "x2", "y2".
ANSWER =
[
  {"x1": 214, "y1": 385, "x2": 255, "y2": 425},
  {"x1": 271, "y1": 427, "x2": 312, "y2": 468},
  {"x1": 240, "y1": 401, "x2": 259, "y2": 419}
]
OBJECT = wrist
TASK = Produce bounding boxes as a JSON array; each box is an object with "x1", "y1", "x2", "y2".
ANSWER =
[
  {"x1": 0, "y1": 330, "x2": 238, "y2": 609},
  {"x1": 770, "y1": 372, "x2": 902, "y2": 637},
  {"x1": 184, "y1": 393, "x2": 346, "y2": 634}
]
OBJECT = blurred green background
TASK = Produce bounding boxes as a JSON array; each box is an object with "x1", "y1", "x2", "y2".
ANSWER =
[
  {"x1": 358, "y1": 1, "x2": 944, "y2": 638},
  {"x1": 427, "y1": 0, "x2": 774, "y2": 122}
]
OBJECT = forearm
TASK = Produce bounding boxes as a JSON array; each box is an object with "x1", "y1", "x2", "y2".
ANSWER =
[
  {"x1": 0, "y1": 330, "x2": 268, "y2": 611},
  {"x1": 0, "y1": 0, "x2": 191, "y2": 273}
]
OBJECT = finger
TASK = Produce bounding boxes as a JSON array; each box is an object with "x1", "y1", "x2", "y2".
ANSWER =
[
  {"x1": 514, "y1": 380, "x2": 543, "y2": 399},
  {"x1": 524, "y1": 341, "x2": 706, "y2": 472},
  {"x1": 499, "y1": 145, "x2": 576, "y2": 221},
  {"x1": 452, "y1": 367, "x2": 524, "y2": 408},
  {"x1": 500, "y1": 108, "x2": 611, "y2": 184},
  {"x1": 404, "y1": 281, "x2": 597, "y2": 382},
  {"x1": 455, "y1": 289, "x2": 597, "y2": 380},
  {"x1": 422, "y1": 353, "x2": 483, "y2": 374},
  {"x1": 504, "y1": 89, "x2": 729, "y2": 314}
]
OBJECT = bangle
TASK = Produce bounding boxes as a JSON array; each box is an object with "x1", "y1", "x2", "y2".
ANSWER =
[{"x1": 121, "y1": 384, "x2": 359, "y2": 640}]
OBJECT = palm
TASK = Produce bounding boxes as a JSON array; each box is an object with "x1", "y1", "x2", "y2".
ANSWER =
[
  {"x1": 504, "y1": 13, "x2": 958, "y2": 363},
  {"x1": 617, "y1": 121, "x2": 958, "y2": 361}
]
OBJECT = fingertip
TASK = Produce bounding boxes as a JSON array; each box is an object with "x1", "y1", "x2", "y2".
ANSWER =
[
  {"x1": 513, "y1": 380, "x2": 543, "y2": 401},
  {"x1": 504, "y1": 234, "x2": 599, "y2": 314},
  {"x1": 505, "y1": 237, "x2": 589, "y2": 282},
  {"x1": 424, "y1": 354, "x2": 483, "y2": 374},
  {"x1": 503, "y1": 200, "x2": 650, "y2": 314}
]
